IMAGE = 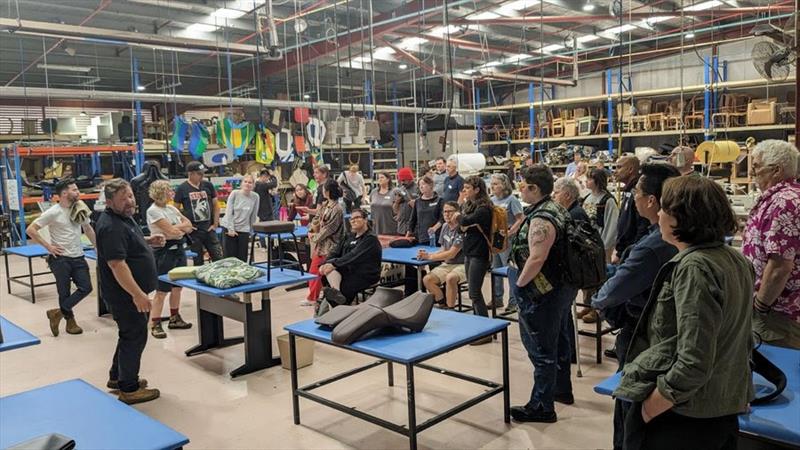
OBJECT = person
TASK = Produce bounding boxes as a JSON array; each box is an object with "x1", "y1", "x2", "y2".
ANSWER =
[
  {"x1": 553, "y1": 177, "x2": 589, "y2": 222},
  {"x1": 96, "y1": 179, "x2": 164, "y2": 404},
  {"x1": 318, "y1": 208, "x2": 382, "y2": 304},
  {"x1": 393, "y1": 167, "x2": 418, "y2": 236},
  {"x1": 219, "y1": 174, "x2": 260, "y2": 261},
  {"x1": 173, "y1": 161, "x2": 222, "y2": 266},
  {"x1": 287, "y1": 184, "x2": 314, "y2": 226},
  {"x1": 668, "y1": 145, "x2": 697, "y2": 176},
  {"x1": 145, "y1": 180, "x2": 194, "y2": 339},
  {"x1": 305, "y1": 179, "x2": 345, "y2": 306},
  {"x1": 743, "y1": 140, "x2": 800, "y2": 349},
  {"x1": 564, "y1": 152, "x2": 582, "y2": 178},
  {"x1": 27, "y1": 178, "x2": 96, "y2": 337},
  {"x1": 458, "y1": 176, "x2": 493, "y2": 332},
  {"x1": 369, "y1": 172, "x2": 398, "y2": 235},
  {"x1": 613, "y1": 156, "x2": 649, "y2": 263},
  {"x1": 420, "y1": 201, "x2": 466, "y2": 309},
  {"x1": 433, "y1": 157, "x2": 447, "y2": 196},
  {"x1": 338, "y1": 164, "x2": 366, "y2": 212},
  {"x1": 442, "y1": 158, "x2": 464, "y2": 202},
  {"x1": 510, "y1": 165, "x2": 577, "y2": 423},
  {"x1": 589, "y1": 163, "x2": 681, "y2": 450},
  {"x1": 571, "y1": 161, "x2": 590, "y2": 196},
  {"x1": 489, "y1": 173, "x2": 524, "y2": 312},
  {"x1": 579, "y1": 168, "x2": 619, "y2": 323},
  {"x1": 406, "y1": 176, "x2": 442, "y2": 245},
  {"x1": 614, "y1": 176, "x2": 753, "y2": 449},
  {"x1": 303, "y1": 165, "x2": 330, "y2": 217},
  {"x1": 254, "y1": 168, "x2": 278, "y2": 222}
]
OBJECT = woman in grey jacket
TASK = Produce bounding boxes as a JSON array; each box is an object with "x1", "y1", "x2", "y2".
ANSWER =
[
  {"x1": 614, "y1": 176, "x2": 754, "y2": 450},
  {"x1": 220, "y1": 174, "x2": 260, "y2": 262}
]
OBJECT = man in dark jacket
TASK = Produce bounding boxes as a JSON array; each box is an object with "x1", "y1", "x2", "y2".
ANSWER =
[
  {"x1": 591, "y1": 163, "x2": 681, "y2": 450},
  {"x1": 318, "y1": 209, "x2": 382, "y2": 304},
  {"x1": 254, "y1": 168, "x2": 278, "y2": 221},
  {"x1": 613, "y1": 156, "x2": 649, "y2": 263}
]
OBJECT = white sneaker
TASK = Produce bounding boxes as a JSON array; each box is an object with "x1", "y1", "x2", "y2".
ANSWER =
[{"x1": 299, "y1": 300, "x2": 316, "y2": 307}]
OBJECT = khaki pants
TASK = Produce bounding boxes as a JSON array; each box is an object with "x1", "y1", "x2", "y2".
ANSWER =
[{"x1": 753, "y1": 310, "x2": 800, "y2": 350}]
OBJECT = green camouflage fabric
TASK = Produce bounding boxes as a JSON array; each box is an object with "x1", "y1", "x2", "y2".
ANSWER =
[{"x1": 195, "y1": 257, "x2": 264, "y2": 289}]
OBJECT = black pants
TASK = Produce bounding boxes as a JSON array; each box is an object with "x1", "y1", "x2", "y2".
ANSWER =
[
  {"x1": 47, "y1": 255, "x2": 92, "y2": 318},
  {"x1": 189, "y1": 228, "x2": 223, "y2": 266},
  {"x1": 105, "y1": 294, "x2": 148, "y2": 393},
  {"x1": 465, "y1": 256, "x2": 490, "y2": 317},
  {"x1": 624, "y1": 403, "x2": 738, "y2": 450},
  {"x1": 223, "y1": 230, "x2": 250, "y2": 262},
  {"x1": 339, "y1": 267, "x2": 379, "y2": 303}
]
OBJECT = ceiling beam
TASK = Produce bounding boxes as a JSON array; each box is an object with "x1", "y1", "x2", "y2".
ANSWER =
[{"x1": 381, "y1": 39, "x2": 465, "y2": 90}]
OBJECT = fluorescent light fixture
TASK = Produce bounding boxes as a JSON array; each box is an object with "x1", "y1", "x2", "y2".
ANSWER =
[
  {"x1": 398, "y1": 37, "x2": 428, "y2": 50},
  {"x1": 186, "y1": 23, "x2": 219, "y2": 33},
  {"x1": 582, "y1": 2, "x2": 595, "y2": 12},
  {"x1": 576, "y1": 34, "x2": 601, "y2": 43},
  {"x1": 463, "y1": 69, "x2": 478, "y2": 74},
  {"x1": 645, "y1": 15, "x2": 676, "y2": 24},
  {"x1": 36, "y1": 64, "x2": 92, "y2": 73},
  {"x1": 481, "y1": 60, "x2": 502, "y2": 68},
  {"x1": 685, "y1": 32, "x2": 696, "y2": 39},
  {"x1": 503, "y1": 53, "x2": 533, "y2": 63},
  {"x1": 684, "y1": 0, "x2": 722, "y2": 11},
  {"x1": 496, "y1": 0, "x2": 539, "y2": 16},
  {"x1": 426, "y1": 25, "x2": 461, "y2": 37},
  {"x1": 211, "y1": 8, "x2": 246, "y2": 19},
  {"x1": 303, "y1": 94, "x2": 311, "y2": 99},
  {"x1": 603, "y1": 24, "x2": 637, "y2": 34},
  {"x1": 399, "y1": 64, "x2": 408, "y2": 69},
  {"x1": 136, "y1": 85, "x2": 146, "y2": 91},
  {"x1": 468, "y1": 11, "x2": 501, "y2": 21},
  {"x1": 541, "y1": 44, "x2": 565, "y2": 53}
]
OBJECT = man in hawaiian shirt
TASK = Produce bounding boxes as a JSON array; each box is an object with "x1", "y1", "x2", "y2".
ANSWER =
[{"x1": 743, "y1": 140, "x2": 800, "y2": 349}]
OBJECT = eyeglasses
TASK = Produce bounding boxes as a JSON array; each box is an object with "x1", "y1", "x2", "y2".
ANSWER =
[
  {"x1": 349, "y1": 216, "x2": 365, "y2": 221},
  {"x1": 443, "y1": 209, "x2": 458, "y2": 214}
]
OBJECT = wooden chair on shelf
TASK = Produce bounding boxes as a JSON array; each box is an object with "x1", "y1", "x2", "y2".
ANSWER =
[
  {"x1": 497, "y1": 125, "x2": 511, "y2": 141},
  {"x1": 665, "y1": 99, "x2": 686, "y2": 130},
  {"x1": 481, "y1": 124, "x2": 499, "y2": 142},
  {"x1": 712, "y1": 93, "x2": 749, "y2": 128},
  {"x1": 684, "y1": 95, "x2": 705, "y2": 129},
  {"x1": 616, "y1": 102, "x2": 634, "y2": 133},
  {"x1": 629, "y1": 99, "x2": 652, "y2": 132},
  {"x1": 550, "y1": 108, "x2": 565, "y2": 138},
  {"x1": 595, "y1": 106, "x2": 610, "y2": 135},
  {"x1": 648, "y1": 101, "x2": 669, "y2": 131},
  {"x1": 515, "y1": 121, "x2": 530, "y2": 140}
]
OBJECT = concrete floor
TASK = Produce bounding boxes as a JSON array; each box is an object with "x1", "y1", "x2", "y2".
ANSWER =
[{"x1": 0, "y1": 254, "x2": 617, "y2": 449}]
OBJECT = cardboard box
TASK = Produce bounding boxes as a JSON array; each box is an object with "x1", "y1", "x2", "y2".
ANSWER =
[
  {"x1": 277, "y1": 334, "x2": 315, "y2": 370},
  {"x1": 747, "y1": 100, "x2": 777, "y2": 125},
  {"x1": 564, "y1": 119, "x2": 577, "y2": 137}
]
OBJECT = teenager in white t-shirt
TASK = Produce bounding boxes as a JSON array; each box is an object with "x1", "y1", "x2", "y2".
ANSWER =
[
  {"x1": 27, "y1": 178, "x2": 96, "y2": 336},
  {"x1": 146, "y1": 180, "x2": 195, "y2": 339}
]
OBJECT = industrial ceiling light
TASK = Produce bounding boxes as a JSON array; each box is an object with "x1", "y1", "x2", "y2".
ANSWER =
[
  {"x1": 136, "y1": 85, "x2": 146, "y2": 91},
  {"x1": 294, "y1": 18, "x2": 308, "y2": 33},
  {"x1": 211, "y1": 8, "x2": 246, "y2": 19},
  {"x1": 303, "y1": 94, "x2": 310, "y2": 99},
  {"x1": 36, "y1": 64, "x2": 92, "y2": 73},
  {"x1": 399, "y1": 64, "x2": 408, "y2": 69},
  {"x1": 685, "y1": 32, "x2": 696, "y2": 39},
  {"x1": 80, "y1": 111, "x2": 87, "y2": 117},
  {"x1": 186, "y1": 23, "x2": 219, "y2": 33},
  {"x1": 582, "y1": 2, "x2": 595, "y2": 12}
]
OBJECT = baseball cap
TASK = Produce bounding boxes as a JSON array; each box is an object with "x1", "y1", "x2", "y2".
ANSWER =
[
  {"x1": 186, "y1": 161, "x2": 207, "y2": 172},
  {"x1": 397, "y1": 167, "x2": 414, "y2": 182}
]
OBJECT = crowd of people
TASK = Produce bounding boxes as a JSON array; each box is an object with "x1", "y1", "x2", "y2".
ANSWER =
[{"x1": 26, "y1": 139, "x2": 799, "y2": 449}]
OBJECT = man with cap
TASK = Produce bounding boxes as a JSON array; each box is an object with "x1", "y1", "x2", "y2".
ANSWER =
[
  {"x1": 173, "y1": 161, "x2": 222, "y2": 266},
  {"x1": 441, "y1": 158, "x2": 464, "y2": 203}
]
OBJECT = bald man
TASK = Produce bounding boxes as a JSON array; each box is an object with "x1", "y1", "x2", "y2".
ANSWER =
[
  {"x1": 669, "y1": 146, "x2": 698, "y2": 176},
  {"x1": 613, "y1": 156, "x2": 649, "y2": 263}
]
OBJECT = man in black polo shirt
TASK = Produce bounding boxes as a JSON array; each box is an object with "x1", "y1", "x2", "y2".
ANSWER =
[
  {"x1": 96, "y1": 178, "x2": 164, "y2": 405},
  {"x1": 174, "y1": 161, "x2": 222, "y2": 266}
]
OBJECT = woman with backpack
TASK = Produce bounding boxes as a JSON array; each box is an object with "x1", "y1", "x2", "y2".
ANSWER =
[
  {"x1": 580, "y1": 168, "x2": 619, "y2": 323},
  {"x1": 459, "y1": 176, "x2": 494, "y2": 340}
]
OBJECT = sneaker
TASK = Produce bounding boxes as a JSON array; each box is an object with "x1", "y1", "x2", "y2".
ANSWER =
[
  {"x1": 554, "y1": 393, "x2": 575, "y2": 405},
  {"x1": 118, "y1": 387, "x2": 160, "y2": 405},
  {"x1": 510, "y1": 405, "x2": 557, "y2": 423},
  {"x1": 107, "y1": 378, "x2": 148, "y2": 390},
  {"x1": 503, "y1": 304, "x2": 518, "y2": 315},
  {"x1": 167, "y1": 314, "x2": 192, "y2": 330},
  {"x1": 151, "y1": 322, "x2": 167, "y2": 339},
  {"x1": 65, "y1": 316, "x2": 83, "y2": 335},
  {"x1": 604, "y1": 348, "x2": 618, "y2": 360},
  {"x1": 582, "y1": 310, "x2": 599, "y2": 324},
  {"x1": 299, "y1": 300, "x2": 316, "y2": 307},
  {"x1": 46, "y1": 309, "x2": 63, "y2": 337},
  {"x1": 323, "y1": 287, "x2": 347, "y2": 306}
]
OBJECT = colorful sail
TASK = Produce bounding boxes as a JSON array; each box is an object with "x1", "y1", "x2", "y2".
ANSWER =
[
  {"x1": 254, "y1": 124, "x2": 275, "y2": 164},
  {"x1": 188, "y1": 122, "x2": 210, "y2": 159},
  {"x1": 170, "y1": 116, "x2": 190, "y2": 155},
  {"x1": 216, "y1": 117, "x2": 256, "y2": 157}
]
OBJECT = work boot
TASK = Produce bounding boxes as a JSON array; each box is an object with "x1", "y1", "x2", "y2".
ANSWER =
[
  {"x1": 46, "y1": 309, "x2": 63, "y2": 337},
  {"x1": 65, "y1": 316, "x2": 83, "y2": 335},
  {"x1": 582, "y1": 309, "x2": 599, "y2": 324},
  {"x1": 118, "y1": 387, "x2": 160, "y2": 405},
  {"x1": 107, "y1": 378, "x2": 148, "y2": 391},
  {"x1": 151, "y1": 322, "x2": 167, "y2": 339},
  {"x1": 167, "y1": 314, "x2": 192, "y2": 330}
]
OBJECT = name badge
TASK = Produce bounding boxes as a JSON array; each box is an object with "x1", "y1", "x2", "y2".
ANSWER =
[{"x1": 384, "y1": 196, "x2": 391, "y2": 200}]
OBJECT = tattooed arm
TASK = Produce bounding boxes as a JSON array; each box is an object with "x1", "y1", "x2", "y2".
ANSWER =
[{"x1": 516, "y1": 218, "x2": 556, "y2": 287}]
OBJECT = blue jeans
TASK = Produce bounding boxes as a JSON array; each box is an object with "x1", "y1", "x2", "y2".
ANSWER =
[
  {"x1": 491, "y1": 249, "x2": 517, "y2": 306},
  {"x1": 47, "y1": 255, "x2": 92, "y2": 318},
  {"x1": 511, "y1": 266, "x2": 577, "y2": 413}
]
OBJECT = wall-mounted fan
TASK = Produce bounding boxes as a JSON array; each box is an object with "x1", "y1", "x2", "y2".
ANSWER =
[{"x1": 751, "y1": 13, "x2": 797, "y2": 81}]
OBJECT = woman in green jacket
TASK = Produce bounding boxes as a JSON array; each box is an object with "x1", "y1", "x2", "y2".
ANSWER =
[{"x1": 614, "y1": 176, "x2": 754, "y2": 450}]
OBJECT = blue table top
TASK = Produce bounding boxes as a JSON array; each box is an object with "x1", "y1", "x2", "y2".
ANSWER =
[
  {"x1": 0, "y1": 379, "x2": 188, "y2": 450},
  {"x1": 381, "y1": 245, "x2": 439, "y2": 266},
  {"x1": 0, "y1": 316, "x2": 40, "y2": 353},
  {"x1": 256, "y1": 225, "x2": 309, "y2": 239},
  {"x1": 284, "y1": 308, "x2": 509, "y2": 364},
  {"x1": 3, "y1": 244, "x2": 49, "y2": 258},
  {"x1": 159, "y1": 266, "x2": 316, "y2": 297},
  {"x1": 594, "y1": 344, "x2": 800, "y2": 447},
  {"x1": 84, "y1": 249, "x2": 197, "y2": 261},
  {"x1": 492, "y1": 266, "x2": 508, "y2": 277}
]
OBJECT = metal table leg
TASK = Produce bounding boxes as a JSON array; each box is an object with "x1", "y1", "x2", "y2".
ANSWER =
[
  {"x1": 28, "y1": 256, "x2": 35, "y2": 303},
  {"x1": 290, "y1": 333, "x2": 300, "y2": 425},
  {"x1": 4, "y1": 252, "x2": 10, "y2": 295},
  {"x1": 502, "y1": 328, "x2": 510, "y2": 423},
  {"x1": 387, "y1": 361, "x2": 394, "y2": 387},
  {"x1": 406, "y1": 362, "x2": 417, "y2": 450}
]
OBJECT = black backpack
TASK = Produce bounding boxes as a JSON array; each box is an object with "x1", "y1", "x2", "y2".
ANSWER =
[{"x1": 535, "y1": 210, "x2": 607, "y2": 290}]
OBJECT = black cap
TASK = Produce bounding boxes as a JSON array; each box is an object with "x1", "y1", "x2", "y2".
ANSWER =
[{"x1": 186, "y1": 161, "x2": 206, "y2": 173}]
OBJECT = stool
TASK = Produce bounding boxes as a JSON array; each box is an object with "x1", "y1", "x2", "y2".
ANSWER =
[
  {"x1": 575, "y1": 289, "x2": 618, "y2": 364},
  {"x1": 355, "y1": 282, "x2": 382, "y2": 303},
  {"x1": 250, "y1": 221, "x2": 305, "y2": 281},
  {"x1": 454, "y1": 282, "x2": 473, "y2": 313}
]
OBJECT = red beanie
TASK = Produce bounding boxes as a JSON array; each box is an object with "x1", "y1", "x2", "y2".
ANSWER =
[{"x1": 397, "y1": 167, "x2": 414, "y2": 182}]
